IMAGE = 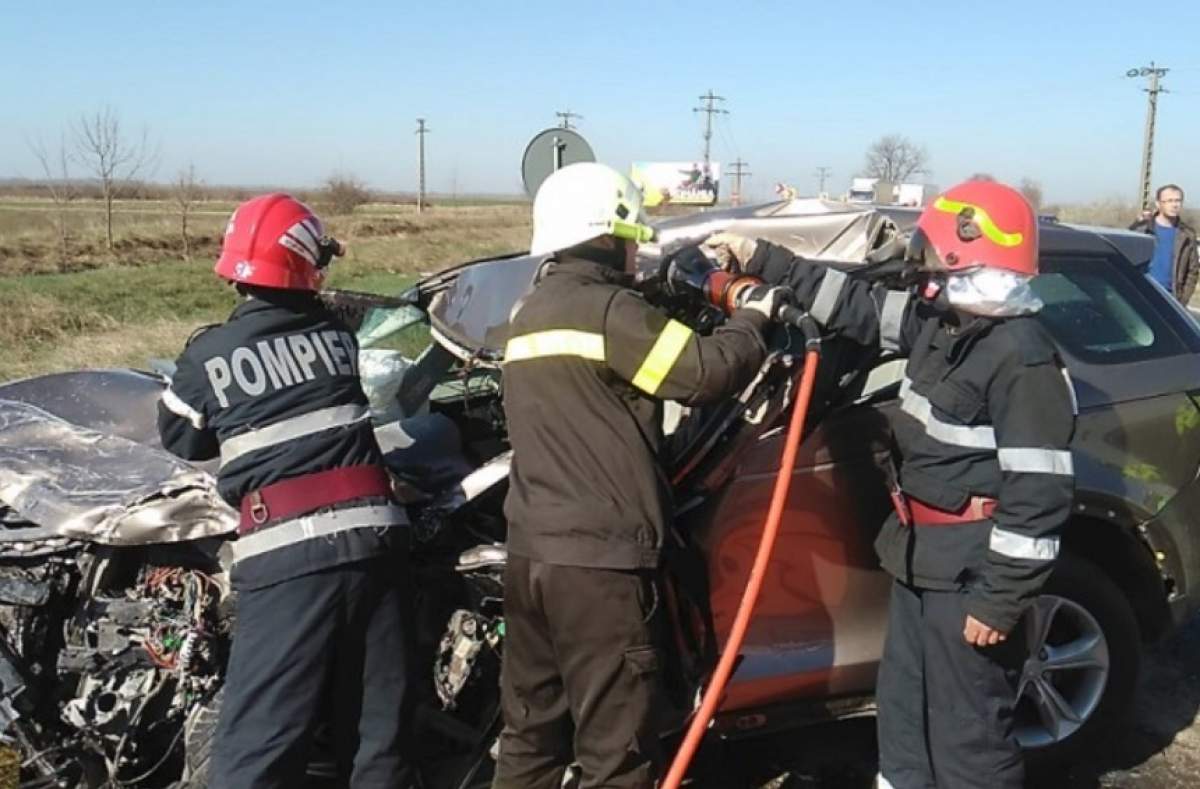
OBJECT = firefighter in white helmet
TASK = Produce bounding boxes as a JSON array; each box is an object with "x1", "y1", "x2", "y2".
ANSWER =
[{"x1": 493, "y1": 163, "x2": 784, "y2": 788}]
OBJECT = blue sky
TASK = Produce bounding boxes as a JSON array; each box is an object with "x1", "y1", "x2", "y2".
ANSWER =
[{"x1": 2, "y1": 0, "x2": 1198, "y2": 203}]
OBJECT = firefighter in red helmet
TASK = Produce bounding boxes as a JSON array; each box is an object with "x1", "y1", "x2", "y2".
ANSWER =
[
  {"x1": 158, "y1": 194, "x2": 415, "y2": 788},
  {"x1": 704, "y1": 180, "x2": 1075, "y2": 789}
]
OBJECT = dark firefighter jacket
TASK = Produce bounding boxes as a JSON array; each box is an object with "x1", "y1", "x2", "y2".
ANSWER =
[
  {"x1": 157, "y1": 291, "x2": 401, "y2": 590},
  {"x1": 746, "y1": 241, "x2": 1076, "y2": 632},
  {"x1": 502, "y1": 256, "x2": 768, "y2": 570}
]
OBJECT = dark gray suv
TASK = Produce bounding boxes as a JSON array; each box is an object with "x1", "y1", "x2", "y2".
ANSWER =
[{"x1": 634, "y1": 202, "x2": 1200, "y2": 761}]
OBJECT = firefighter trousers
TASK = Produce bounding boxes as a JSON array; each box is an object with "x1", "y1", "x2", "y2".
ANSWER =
[
  {"x1": 492, "y1": 555, "x2": 668, "y2": 789},
  {"x1": 211, "y1": 555, "x2": 414, "y2": 789},
  {"x1": 876, "y1": 580, "x2": 1025, "y2": 789}
]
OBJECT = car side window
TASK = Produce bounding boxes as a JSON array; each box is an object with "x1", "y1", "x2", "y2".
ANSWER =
[{"x1": 1032, "y1": 256, "x2": 1185, "y2": 364}]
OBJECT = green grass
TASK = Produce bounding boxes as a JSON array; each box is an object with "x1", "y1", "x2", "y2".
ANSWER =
[
  {"x1": 0, "y1": 263, "x2": 423, "y2": 380},
  {"x1": 11, "y1": 260, "x2": 236, "y2": 321},
  {"x1": 332, "y1": 270, "x2": 415, "y2": 295},
  {"x1": 0, "y1": 202, "x2": 530, "y2": 380}
]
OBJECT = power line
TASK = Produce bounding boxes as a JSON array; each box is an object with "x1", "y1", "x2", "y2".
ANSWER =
[
  {"x1": 1126, "y1": 62, "x2": 1169, "y2": 211},
  {"x1": 692, "y1": 90, "x2": 728, "y2": 169},
  {"x1": 716, "y1": 111, "x2": 741, "y2": 161},
  {"x1": 555, "y1": 110, "x2": 582, "y2": 130},
  {"x1": 728, "y1": 159, "x2": 751, "y2": 206},
  {"x1": 415, "y1": 118, "x2": 430, "y2": 213},
  {"x1": 814, "y1": 166, "x2": 833, "y2": 195},
  {"x1": 716, "y1": 119, "x2": 738, "y2": 163}
]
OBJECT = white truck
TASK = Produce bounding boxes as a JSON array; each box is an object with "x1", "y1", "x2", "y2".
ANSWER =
[
  {"x1": 847, "y1": 177, "x2": 882, "y2": 203},
  {"x1": 896, "y1": 182, "x2": 938, "y2": 206},
  {"x1": 847, "y1": 178, "x2": 937, "y2": 206}
]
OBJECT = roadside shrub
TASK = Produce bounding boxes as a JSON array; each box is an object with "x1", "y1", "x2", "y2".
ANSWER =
[{"x1": 322, "y1": 173, "x2": 372, "y2": 216}]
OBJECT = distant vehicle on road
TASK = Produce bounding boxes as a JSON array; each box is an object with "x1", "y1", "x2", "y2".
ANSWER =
[
  {"x1": 847, "y1": 178, "x2": 937, "y2": 206},
  {"x1": 847, "y1": 176, "x2": 883, "y2": 203}
]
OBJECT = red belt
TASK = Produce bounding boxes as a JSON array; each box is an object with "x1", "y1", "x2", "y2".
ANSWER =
[
  {"x1": 239, "y1": 465, "x2": 393, "y2": 535},
  {"x1": 908, "y1": 495, "x2": 997, "y2": 526}
]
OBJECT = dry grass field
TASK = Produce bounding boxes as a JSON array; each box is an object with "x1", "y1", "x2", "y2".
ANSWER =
[
  {"x1": 0, "y1": 198, "x2": 531, "y2": 380},
  {"x1": 1, "y1": 194, "x2": 1189, "y2": 382}
]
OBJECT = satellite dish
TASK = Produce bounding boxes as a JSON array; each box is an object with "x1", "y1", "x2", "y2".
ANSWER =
[{"x1": 521, "y1": 128, "x2": 595, "y2": 198}]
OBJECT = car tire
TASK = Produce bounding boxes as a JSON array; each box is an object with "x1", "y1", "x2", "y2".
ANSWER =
[
  {"x1": 175, "y1": 688, "x2": 222, "y2": 788},
  {"x1": 1018, "y1": 553, "x2": 1141, "y2": 764}
]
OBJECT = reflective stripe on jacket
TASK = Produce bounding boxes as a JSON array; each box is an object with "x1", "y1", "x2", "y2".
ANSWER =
[
  {"x1": 747, "y1": 241, "x2": 1076, "y2": 631},
  {"x1": 157, "y1": 291, "x2": 400, "y2": 589},
  {"x1": 501, "y1": 256, "x2": 767, "y2": 569}
]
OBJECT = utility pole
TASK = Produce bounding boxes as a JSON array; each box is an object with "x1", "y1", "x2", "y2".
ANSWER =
[
  {"x1": 1127, "y1": 62, "x2": 1169, "y2": 212},
  {"x1": 814, "y1": 166, "x2": 833, "y2": 195},
  {"x1": 728, "y1": 159, "x2": 751, "y2": 206},
  {"x1": 415, "y1": 118, "x2": 429, "y2": 213},
  {"x1": 555, "y1": 110, "x2": 582, "y2": 130},
  {"x1": 692, "y1": 89, "x2": 727, "y2": 169}
]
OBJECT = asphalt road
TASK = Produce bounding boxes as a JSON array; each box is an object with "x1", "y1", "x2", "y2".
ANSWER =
[
  {"x1": 735, "y1": 613, "x2": 1200, "y2": 788},
  {"x1": 1070, "y1": 612, "x2": 1200, "y2": 789}
]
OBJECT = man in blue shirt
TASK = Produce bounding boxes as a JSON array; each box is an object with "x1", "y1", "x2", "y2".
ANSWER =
[
  {"x1": 1149, "y1": 221, "x2": 1177, "y2": 290},
  {"x1": 1130, "y1": 184, "x2": 1199, "y2": 304}
]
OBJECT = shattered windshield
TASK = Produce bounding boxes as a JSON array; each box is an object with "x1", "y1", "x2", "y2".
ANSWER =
[
  {"x1": 357, "y1": 302, "x2": 431, "y2": 357},
  {"x1": 355, "y1": 291, "x2": 504, "y2": 416}
]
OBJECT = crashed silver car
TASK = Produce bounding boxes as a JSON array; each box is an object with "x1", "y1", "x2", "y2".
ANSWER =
[{"x1": 1, "y1": 199, "x2": 1197, "y2": 787}]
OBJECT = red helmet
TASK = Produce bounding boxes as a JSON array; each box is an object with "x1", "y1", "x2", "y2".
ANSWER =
[
  {"x1": 215, "y1": 193, "x2": 331, "y2": 291},
  {"x1": 908, "y1": 180, "x2": 1039, "y2": 276}
]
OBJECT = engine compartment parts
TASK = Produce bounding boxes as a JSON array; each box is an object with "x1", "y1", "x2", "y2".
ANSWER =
[
  {"x1": 434, "y1": 610, "x2": 502, "y2": 710},
  {"x1": 0, "y1": 555, "x2": 227, "y2": 787}
]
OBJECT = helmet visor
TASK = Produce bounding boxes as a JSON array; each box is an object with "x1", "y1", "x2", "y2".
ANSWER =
[
  {"x1": 906, "y1": 228, "x2": 948, "y2": 271},
  {"x1": 905, "y1": 227, "x2": 986, "y2": 273}
]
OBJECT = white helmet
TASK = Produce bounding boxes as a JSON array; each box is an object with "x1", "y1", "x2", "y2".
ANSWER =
[{"x1": 529, "y1": 162, "x2": 656, "y2": 257}]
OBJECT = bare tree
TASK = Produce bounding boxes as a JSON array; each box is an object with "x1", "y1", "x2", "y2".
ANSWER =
[
  {"x1": 1019, "y1": 177, "x2": 1044, "y2": 209},
  {"x1": 173, "y1": 164, "x2": 204, "y2": 261},
  {"x1": 863, "y1": 134, "x2": 929, "y2": 183},
  {"x1": 72, "y1": 106, "x2": 157, "y2": 252},
  {"x1": 27, "y1": 132, "x2": 76, "y2": 268}
]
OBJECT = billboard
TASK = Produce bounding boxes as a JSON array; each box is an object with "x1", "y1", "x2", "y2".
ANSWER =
[{"x1": 631, "y1": 161, "x2": 721, "y2": 207}]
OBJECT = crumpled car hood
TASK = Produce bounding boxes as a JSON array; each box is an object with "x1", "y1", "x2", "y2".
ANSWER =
[
  {"x1": 0, "y1": 399, "x2": 237, "y2": 545},
  {"x1": 427, "y1": 201, "x2": 894, "y2": 358}
]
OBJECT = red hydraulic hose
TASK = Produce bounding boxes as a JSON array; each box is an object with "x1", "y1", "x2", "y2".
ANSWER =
[{"x1": 661, "y1": 346, "x2": 822, "y2": 789}]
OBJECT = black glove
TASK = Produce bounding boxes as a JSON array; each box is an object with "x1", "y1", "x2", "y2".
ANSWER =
[{"x1": 661, "y1": 244, "x2": 721, "y2": 301}]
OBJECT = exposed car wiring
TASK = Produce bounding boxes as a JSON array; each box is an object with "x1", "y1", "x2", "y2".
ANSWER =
[{"x1": 140, "y1": 567, "x2": 218, "y2": 671}]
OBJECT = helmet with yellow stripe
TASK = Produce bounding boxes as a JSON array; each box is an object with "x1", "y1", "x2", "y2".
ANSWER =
[
  {"x1": 907, "y1": 180, "x2": 1039, "y2": 276},
  {"x1": 529, "y1": 163, "x2": 656, "y2": 257}
]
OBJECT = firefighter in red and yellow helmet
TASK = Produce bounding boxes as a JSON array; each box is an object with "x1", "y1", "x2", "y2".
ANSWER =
[
  {"x1": 158, "y1": 194, "x2": 416, "y2": 788},
  {"x1": 704, "y1": 180, "x2": 1075, "y2": 789}
]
